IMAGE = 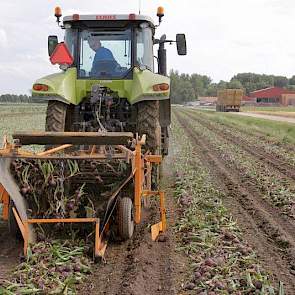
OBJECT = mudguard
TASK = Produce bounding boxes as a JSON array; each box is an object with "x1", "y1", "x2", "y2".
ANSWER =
[{"x1": 32, "y1": 67, "x2": 170, "y2": 106}]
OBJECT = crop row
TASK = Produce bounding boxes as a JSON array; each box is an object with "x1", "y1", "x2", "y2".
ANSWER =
[
  {"x1": 1, "y1": 240, "x2": 92, "y2": 294},
  {"x1": 170, "y1": 114, "x2": 280, "y2": 294},
  {"x1": 178, "y1": 110, "x2": 295, "y2": 220},
  {"x1": 193, "y1": 109, "x2": 295, "y2": 161},
  {"x1": 186, "y1": 109, "x2": 295, "y2": 167}
]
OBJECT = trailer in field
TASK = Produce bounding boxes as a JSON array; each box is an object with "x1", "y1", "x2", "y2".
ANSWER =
[{"x1": 216, "y1": 89, "x2": 243, "y2": 112}]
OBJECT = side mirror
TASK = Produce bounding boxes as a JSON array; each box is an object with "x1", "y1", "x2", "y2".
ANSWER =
[
  {"x1": 48, "y1": 35, "x2": 58, "y2": 56},
  {"x1": 176, "y1": 34, "x2": 187, "y2": 56}
]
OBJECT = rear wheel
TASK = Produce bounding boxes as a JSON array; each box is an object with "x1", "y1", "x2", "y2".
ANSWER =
[
  {"x1": 45, "y1": 101, "x2": 73, "y2": 149},
  {"x1": 137, "y1": 100, "x2": 161, "y2": 154},
  {"x1": 46, "y1": 101, "x2": 67, "y2": 132},
  {"x1": 118, "y1": 197, "x2": 134, "y2": 240},
  {"x1": 137, "y1": 101, "x2": 162, "y2": 188}
]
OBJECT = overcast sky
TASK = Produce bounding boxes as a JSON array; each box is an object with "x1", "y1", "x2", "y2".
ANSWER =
[{"x1": 0, "y1": 0, "x2": 295, "y2": 94}]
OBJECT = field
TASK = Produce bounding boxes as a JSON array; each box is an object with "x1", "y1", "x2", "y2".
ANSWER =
[
  {"x1": 1, "y1": 104, "x2": 295, "y2": 294},
  {"x1": 0, "y1": 104, "x2": 46, "y2": 141}
]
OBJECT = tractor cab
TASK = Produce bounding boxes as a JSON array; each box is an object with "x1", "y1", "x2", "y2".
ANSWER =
[
  {"x1": 48, "y1": 11, "x2": 186, "y2": 79},
  {"x1": 58, "y1": 14, "x2": 155, "y2": 80}
]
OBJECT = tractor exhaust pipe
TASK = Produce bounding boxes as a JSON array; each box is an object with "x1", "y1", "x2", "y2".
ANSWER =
[{"x1": 158, "y1": 35, "x2": 167, "y2": 76}]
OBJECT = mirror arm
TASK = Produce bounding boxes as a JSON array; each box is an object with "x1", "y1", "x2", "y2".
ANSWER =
[{"x1": 158, "y1": 40, "x2": 176, "y2": 45}]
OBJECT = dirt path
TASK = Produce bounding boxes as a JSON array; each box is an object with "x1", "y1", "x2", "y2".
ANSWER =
[
  {"x1": 234, "y1": 111, "x2": 295, "y2": 124},
  {"x1": 174, "y1": 109, "x2": 295, "y2": 293},
  {"x1": 0, "y1": 221, "x2": 20, "y2": 286}
]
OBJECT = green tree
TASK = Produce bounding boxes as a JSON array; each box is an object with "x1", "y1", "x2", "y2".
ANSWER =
[{"x1": 227, "y1": 79, "x2": 243, "y2": 89}]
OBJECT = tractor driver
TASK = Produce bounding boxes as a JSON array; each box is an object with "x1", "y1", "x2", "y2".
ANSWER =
[{"x1": 88, "y1": 35, "x2": 119, "y2": 76}]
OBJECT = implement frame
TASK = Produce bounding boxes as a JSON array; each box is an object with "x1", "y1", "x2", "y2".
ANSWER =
[{"x1": 0, "y1": 132, "x2": 166, "y2": 259}]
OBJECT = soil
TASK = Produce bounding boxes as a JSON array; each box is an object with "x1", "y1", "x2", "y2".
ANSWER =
[
  {"x1": 78, "y1": 162, "x2": 188, "y2": 295},
  {"x1": 175, "y1": 109, "x2": 295, "y2": 293},
  {"x1": 0, "y1": 221, "x2": 21, "y2": 286}
]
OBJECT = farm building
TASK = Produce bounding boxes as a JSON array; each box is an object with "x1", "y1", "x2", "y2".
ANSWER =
[
  {"x1": 249, "y1": 87, "x2": 295, "y2": 105},
  {"x1": 281, "y1": 94, "x2": 295, "y2": 106}
]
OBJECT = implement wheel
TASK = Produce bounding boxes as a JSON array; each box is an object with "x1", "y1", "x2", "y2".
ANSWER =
[{"x1": 118, "y1": 197, "x2": 134, "y2": 240}]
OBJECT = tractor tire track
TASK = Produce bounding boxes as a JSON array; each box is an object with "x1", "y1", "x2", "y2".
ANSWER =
[
  {"x1": 79, "y1": 175, "x2": 183, "y2": 295},
  {"x1": 114, "y1": 205, "x2": 176, "y2": 295},
  {"x1": 183, "y1": 109, "x2": 295, "y2": 180},
  {"x1": 174, "y1": 109, "x2": 295, "y2": 293}
]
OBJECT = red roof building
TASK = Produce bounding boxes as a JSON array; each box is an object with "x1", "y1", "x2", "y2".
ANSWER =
[{"x1": 249, "y1": 87, "x2": 295, "y2": 104}]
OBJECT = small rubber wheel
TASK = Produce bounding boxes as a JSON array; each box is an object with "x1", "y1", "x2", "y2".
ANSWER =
[
  {"x1": 118, "y1": 197, "x2": 134, "y2": 240},
  {"x1": 8, "y1": 202, "x2": 21, "y2": 239}
]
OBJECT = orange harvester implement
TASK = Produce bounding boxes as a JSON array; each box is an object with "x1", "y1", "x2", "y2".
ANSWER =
[{"x1": 0, "y1": 132, "x2": 166, "y2": 259}]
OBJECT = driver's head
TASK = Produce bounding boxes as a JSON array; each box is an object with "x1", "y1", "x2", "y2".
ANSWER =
[{"x1": 88, "y1": 35, "x2": 101, "y2": 51}]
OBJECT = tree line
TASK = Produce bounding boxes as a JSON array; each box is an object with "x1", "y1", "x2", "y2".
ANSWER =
[{"x1": 170, "y1": 71, "x2": 295, "y2": 104}]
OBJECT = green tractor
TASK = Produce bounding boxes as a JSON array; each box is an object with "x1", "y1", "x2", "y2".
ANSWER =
[{"x1": 32, "y1": 6, "x2": 187, "y2": 156}]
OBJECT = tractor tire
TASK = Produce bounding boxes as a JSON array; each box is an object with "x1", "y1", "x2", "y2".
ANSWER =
[
  {"x1": 45, "y1": 101, "x2": 74, "y2": 149},
  {"x1": 45, "y1": 101, "x2": 69, "y2": 132},
  {"x1": 118, "y1": 197, "x2": 134, "y2": 240},
  {"x1": 137, "y1": 101, "x2": 162, "y2": 188},
  {"x1": 137, "y1": 100, "x2": 161, "y2": 154},
  {"x1": 8, "y1": 202, "x2": 21, "y2": 239}
]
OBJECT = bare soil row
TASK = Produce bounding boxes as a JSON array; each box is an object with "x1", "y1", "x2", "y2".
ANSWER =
[{"x1": 78, "y1": 177, "x2": 185, "y2": 295}]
